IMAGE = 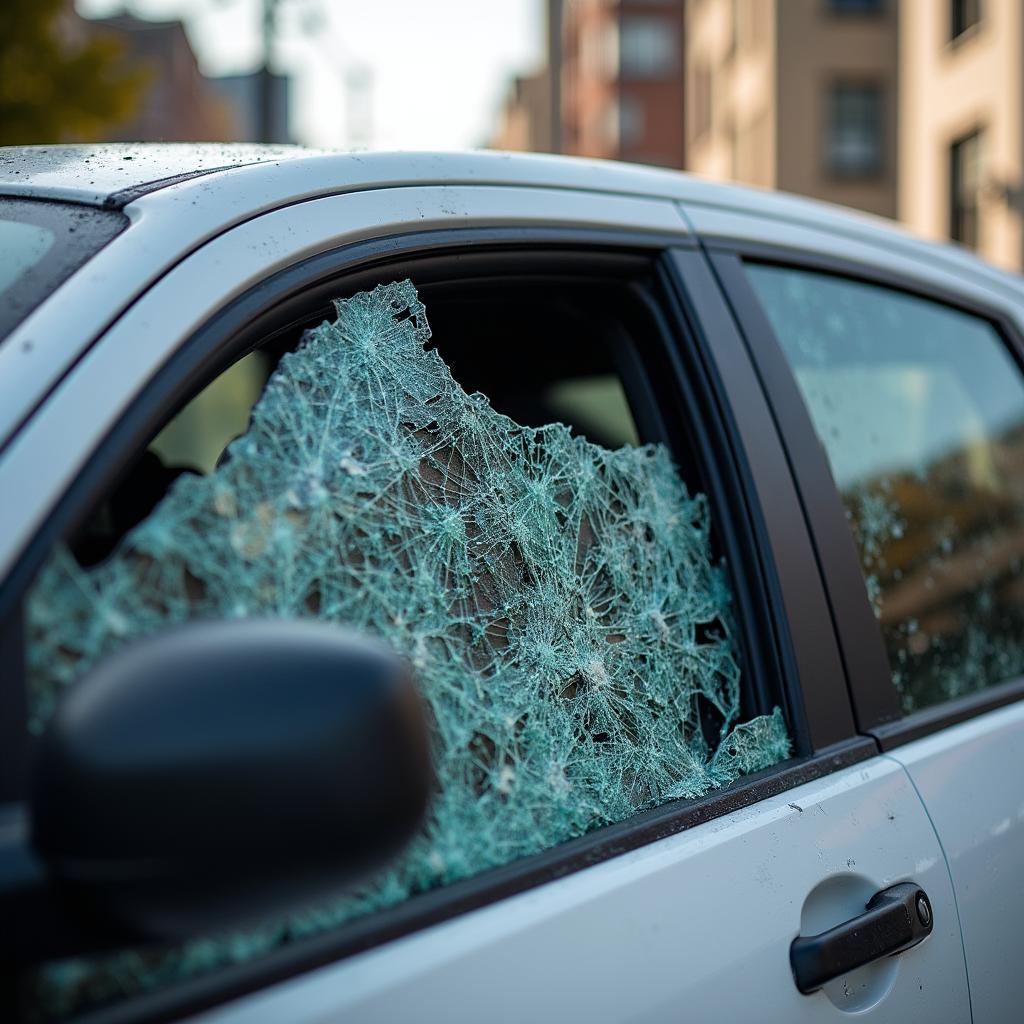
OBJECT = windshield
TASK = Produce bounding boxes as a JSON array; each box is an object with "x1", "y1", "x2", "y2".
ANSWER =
[
  {"x1": 0, "y1": 219, "x2": 54, "y2": 295},
  {"x1": 0, "y1": 197, "x2": 126, "y2": 342}
]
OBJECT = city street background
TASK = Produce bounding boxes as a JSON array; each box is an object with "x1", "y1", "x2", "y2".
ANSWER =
[{"x1": 2, "y1": 1, "x2": 1020, "y2": 270}]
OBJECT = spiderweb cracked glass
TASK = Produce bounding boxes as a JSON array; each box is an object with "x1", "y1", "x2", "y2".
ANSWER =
[{"x1": 26, "y1": 280, "x2": 790, "y2": 1014}]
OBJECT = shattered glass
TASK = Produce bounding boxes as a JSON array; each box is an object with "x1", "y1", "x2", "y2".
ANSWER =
[
  {"x1": 747, "y1": 263, "x2": 1024, "y2": 712},
  {"x1": 26, "y1": 280, "x2": 790, "y2": 1016}
]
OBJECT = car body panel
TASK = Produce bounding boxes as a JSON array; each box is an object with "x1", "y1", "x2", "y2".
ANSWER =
[
  {"x1": 186, "y1": 758, "x2": 969, "y2": 1024},
  {"x1": 887, "y1": 700, "x2": 1024, "y2": 1024}
]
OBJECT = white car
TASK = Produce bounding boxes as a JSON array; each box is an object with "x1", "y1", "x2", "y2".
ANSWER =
[{"x1": 1, "y1": 145, "x2": 1022, "y2": 1024}]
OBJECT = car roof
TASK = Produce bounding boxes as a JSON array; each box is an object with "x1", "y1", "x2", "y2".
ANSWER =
[
  {"x1": 0, "y1": 143, "x2": 312, "y2": 207},
  {"x1": 2, "y1": 143, "x2": 1019, "y2": 298},
  {"x1": 0, "y1": 143, "x2": 931, "y2": 242}
]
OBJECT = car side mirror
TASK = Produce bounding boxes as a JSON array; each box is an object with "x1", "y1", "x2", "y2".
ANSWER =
[{"x1": 23, "y1": 619, "x2": 432, "y2": 949}]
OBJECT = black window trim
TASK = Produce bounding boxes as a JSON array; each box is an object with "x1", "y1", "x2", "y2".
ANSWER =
[
  {"x1": 664, "y1": 249, "x2": 856, "y2": 753},
  {"x1": 3, "y1": 226, "x2": 873, "y2": 1024},
  {"x1": 705, "y1": 236, "x2": 1024, "y2": 751}
]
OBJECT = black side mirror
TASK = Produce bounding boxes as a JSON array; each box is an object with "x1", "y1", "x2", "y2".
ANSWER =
[{"x1": 22, "y1": 619, "x2": 432, "y2": 949}]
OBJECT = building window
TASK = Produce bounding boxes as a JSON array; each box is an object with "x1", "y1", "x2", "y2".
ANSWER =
[
  {"x1": 826, "y1": 84, "x2": 883, "y2": 176},
  {"x1": 618, "y1": 96, "x2": 646, "y2": 148},
  {"x1": 599, "y1": 97, "x2": 645, "y2": 152},
  {"x1": 828, "y1": 0, "x2": 884, "y2": 12},
  {"x1": 951, "y1": 0, "x2": 982, "y2": 41},
  {"x1": 950, "y1": 129, "x2": 982, "y2": 248},
  {"x1": 620, "y1": 16, "x2": 678, "y2": 79}
]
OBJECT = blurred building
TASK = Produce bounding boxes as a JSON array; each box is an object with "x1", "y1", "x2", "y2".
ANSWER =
[
  {"x1": 561, "y1": 0, "x2": 686, "y2": 167},
  {"x1": 686, "y1": 0, "x2": 898, "y2": 219},
  {"x1": 490, "y1": 0, "x2": 686, "y2": 167},
  {"x1": 72, "y1": 11, "x2": 292, "y2": 145},
  {"x1": 900, "y1": 0, "x2": 1023, "y2": 270},
  {"x1": 209, "y1": 72, "x2": 291, "y2": 145},
  {"x1": 85, "y1": 14, "x2": 232, "y2": 142},
  {"x1": 490, "y1": 70, "x2": 554, "y2": 153}
]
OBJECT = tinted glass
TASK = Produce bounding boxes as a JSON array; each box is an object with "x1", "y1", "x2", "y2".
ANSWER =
[{"x1": 747, "y1": 263, "x2": 1024, "y2": 712}]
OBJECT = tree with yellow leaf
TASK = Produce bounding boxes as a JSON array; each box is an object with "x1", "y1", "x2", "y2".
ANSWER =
[{"x1": 0, "y1": 0, "x2": 146, "y2": 145}]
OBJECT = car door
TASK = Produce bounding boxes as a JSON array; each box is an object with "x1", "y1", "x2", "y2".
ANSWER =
[
  {"x1": 701, "y1": 206, "x2": 1024, "y2": 1024},
  {"x1": 0, "y1": 182, "x2": 968, "y2": 1023}
]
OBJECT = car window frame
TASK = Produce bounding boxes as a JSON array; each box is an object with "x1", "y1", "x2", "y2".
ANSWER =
[
  {"x1": 707, "y1": 238, "x2": 1024, "y2": 751},
  {"x1": 665, "y1": 249, "x2": 859, "y2": 754},
  {"x1": 1, "y1": 223, "x2": 874, "y2": 1024}
]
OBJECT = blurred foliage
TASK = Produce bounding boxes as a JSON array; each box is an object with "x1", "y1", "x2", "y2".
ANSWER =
[{"x1": 0, "y1": 0, "x2": 147, "y2": 145}]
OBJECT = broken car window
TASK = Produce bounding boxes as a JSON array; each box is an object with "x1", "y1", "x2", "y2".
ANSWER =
[{"x1": 26, "y1": 279, "x2": 790, "y2": 1017}]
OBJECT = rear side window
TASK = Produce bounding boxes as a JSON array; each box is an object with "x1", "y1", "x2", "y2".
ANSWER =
[{"x1": 747, "y1": 263, "x2": 1024, "y2": 712}]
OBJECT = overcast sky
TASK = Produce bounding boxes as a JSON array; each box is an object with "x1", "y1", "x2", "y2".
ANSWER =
[{"x1": 77, "y1": 0, "x2": 544, "y2": 150}]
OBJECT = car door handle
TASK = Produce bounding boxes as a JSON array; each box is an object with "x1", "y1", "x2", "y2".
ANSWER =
[{"x1": 790, "y1": 882, "x2": 934, "y2": 994}]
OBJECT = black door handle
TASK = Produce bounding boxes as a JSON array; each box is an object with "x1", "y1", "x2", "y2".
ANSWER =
[{"x1": 790, "y1": 882, "x2": 933, "y2": 994}]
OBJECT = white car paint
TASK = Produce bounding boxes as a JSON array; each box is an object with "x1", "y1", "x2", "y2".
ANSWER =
[
  {"x1": 187, "y1": 759, "x2": 969, "y2": 1024},
  {"x1": 887, "y1": 700, "x2": 1024, "y2": 1024}
]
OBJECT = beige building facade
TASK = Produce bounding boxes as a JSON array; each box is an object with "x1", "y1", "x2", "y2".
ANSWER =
[
  {"x1": 900, "y1": 0, "x2": 1024, "y2": 270},
  {"x1": 686, "y1": 0, "x2": 898, "y2": 219}
]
